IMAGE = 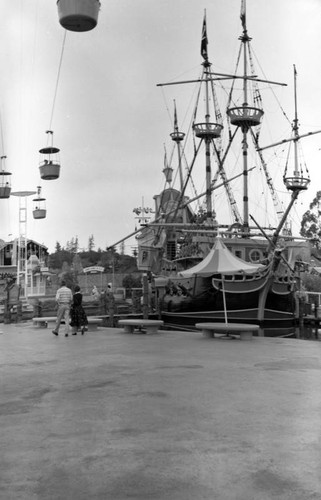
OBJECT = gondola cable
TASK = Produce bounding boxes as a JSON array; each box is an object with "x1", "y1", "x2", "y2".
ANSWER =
[{"x1": 39, "y1": 31, "x2": 67, "y2": 182}]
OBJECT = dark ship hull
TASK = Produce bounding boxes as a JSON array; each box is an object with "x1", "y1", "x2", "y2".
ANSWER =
[{"x1": 157, "y1": 268, "x2": 297, "y2": 330}]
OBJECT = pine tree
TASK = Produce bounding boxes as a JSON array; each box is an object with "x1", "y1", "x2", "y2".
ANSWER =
[
  {"x1": 73, "y1": 253, "x2": 83, "y2": 275},
  {"x1": 88, "y1": 235, "x2": 95, "y2": 251}
]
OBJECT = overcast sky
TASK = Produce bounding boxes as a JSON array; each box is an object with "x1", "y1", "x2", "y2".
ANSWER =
[{"x1": 1, "y1": 0, "x2": 321, "y2": 254}]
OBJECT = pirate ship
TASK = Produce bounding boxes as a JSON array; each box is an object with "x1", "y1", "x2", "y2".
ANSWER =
[{"x1": 118, "y1": 1, "x2": 319, "y2": 329}]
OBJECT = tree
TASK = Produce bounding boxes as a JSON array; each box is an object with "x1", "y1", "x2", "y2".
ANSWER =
[
  {"x1": 80, "y1": 250, "x2": 99, "y2": 268},
  {"x1": 88, "y1": 235, "x2": 95, "y2": 252},
  {"x1": 48, "y1": 245, "x2": 138, "y2": 274},
  {"x1": 60, "y1": 270, "x2": 76, "y2": 290},
  {"x1": 72, "y1": 253, "x2": 83, "y2": 275},
  {"x1": 302, "y1": 272, "x2": 321, "y2": 293},
  {"x1": 66, "y1": 236, "x2": 79, "y2": 254},
  {"x1": 300, "y1": 191, "x2": 321, "y2": 248},
  {"x1": 122, "y1": 274, "x2": 142, "y2": 290},
  {"x1": 49, "y1": 248, "x2": 73, "y2": 270},
  {"x1": 118, "y1": 254, "x2": 139, "y2": 273},
  {"x1": 62, "y1": 261, "x2": 71, "y2": 274}
]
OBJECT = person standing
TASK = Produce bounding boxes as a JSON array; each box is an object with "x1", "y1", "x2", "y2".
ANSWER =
[
  {"x1": 70, "y1": 285, "x2": 88, "y2": 335},
  {"x1": 92, "y1": 285, "x2": 100, "y2": 301},
  {"x1": 52, "y1": 280, "x2": 73, "y2": 337}
]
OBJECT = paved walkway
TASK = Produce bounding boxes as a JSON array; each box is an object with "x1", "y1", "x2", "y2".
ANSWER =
[{"x1": 0, "y1": 322, "x2": 321, "y2": 499}]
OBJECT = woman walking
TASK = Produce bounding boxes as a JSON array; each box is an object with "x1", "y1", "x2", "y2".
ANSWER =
[{"x1": 70, "y1": 285, "x2": 88, "y2": 335}]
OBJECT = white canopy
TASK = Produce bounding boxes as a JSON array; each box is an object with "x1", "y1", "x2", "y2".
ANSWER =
[{"x1": 179, "y1": 237, "x2": 265, "y2": 277}]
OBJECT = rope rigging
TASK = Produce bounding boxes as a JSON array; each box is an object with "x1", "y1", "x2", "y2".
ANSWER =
[
  {"x1": 250, "y1": 45, "x2": 292, "y2": 127},
  {"x1": 250, "y1": 128, "x2": 286, "y2": 222},
  {"x1": 48, "y1": 30, "x2": 67, "y2": 136},
  {"x1": 211, "y1": 136, "x2": 243, "y2": 225}
]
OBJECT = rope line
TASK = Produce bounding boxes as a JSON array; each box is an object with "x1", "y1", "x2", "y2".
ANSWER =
[{"x1": 48, "y1": 30, "x2": 67, "y2": 133}]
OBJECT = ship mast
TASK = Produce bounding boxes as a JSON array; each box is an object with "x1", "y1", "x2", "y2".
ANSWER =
[
  {"x1": 193, "y1": 12, "x2": 223, "y2": 222},
  {"x1": 292, "y1": 65, "x2": 300, "y2": 181},
  {"x1": 254, "y1": 64, "x2": 313, "y2": 249},
  {"x1": 170, "y1": 101, "x2": 185, "y2": 192},
  {"x1": 157, "y1": 2, "x2": 286, "y2": 234},
  {"x1": 241, "y1": 3, "x2": 250, "y2": 233},
  {"x1": 227, "y1": 0, "x2": 264, "y2": 235},
  {"x1": 270, "y1": 65, "x2": 310, "y2": 247},
  {"x1": 204, "y1": 54, "x2": 213, "y2": 219}
]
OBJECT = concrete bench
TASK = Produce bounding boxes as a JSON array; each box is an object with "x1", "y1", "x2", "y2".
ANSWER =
[
  {"x1": 118, "y1": 319, "x2": 164, "y2": 335},
  {"x1": 195, "y1": 322, "x2": 259, "y2": 340},
  {"x1": 32, "y1": 317, "x2": 103, "y2": 331}
]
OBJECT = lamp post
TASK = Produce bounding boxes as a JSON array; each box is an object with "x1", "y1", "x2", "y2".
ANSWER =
[{"x1": 11, "y1": 191, "x2": 36, "y2": 298}]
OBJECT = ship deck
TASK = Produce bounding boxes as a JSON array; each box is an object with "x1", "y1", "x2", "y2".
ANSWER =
[{"x1": 1, "y1": 322, "x2": 320, "y2": 499}]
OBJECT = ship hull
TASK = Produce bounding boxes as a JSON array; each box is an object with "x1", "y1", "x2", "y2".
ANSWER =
[
  {"x1": 158, "y1": 273, "x2": 296, "y2": 331},
  {"x1": 161, "y1": 307, "x2": 296, "y2": 331}
]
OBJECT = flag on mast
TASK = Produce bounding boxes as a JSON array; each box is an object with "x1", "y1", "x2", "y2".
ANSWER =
[
  {"x1": 163, "y1": 144, "x2": 168, "y2": 169},
  {"x1": 174, "y1": 100, "x2": 178, "y2": 131},
  {"x1": 201, "y1": 12, "x2": 208, "y2": 61},
  {"x1": 240, "y1": 0, "x2": 246, "y2": 30}
]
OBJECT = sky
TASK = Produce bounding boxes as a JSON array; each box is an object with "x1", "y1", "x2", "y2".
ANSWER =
[{"x1": 1, "y1": 0, "x2": 321, "y2": 254}]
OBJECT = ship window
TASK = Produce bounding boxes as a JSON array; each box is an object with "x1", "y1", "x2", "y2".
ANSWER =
[
  {"x1": 249, "y1": 249, "x2": 262, "y2": 262},
  {"x1": 166, "y1": 241, "x2": 176, "y2": 260}
]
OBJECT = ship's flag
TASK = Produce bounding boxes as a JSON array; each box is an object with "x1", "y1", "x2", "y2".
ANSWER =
[
  {"x1": 240, "y1": 0, "x2": 246, "y2": 30},
  {"x1": 201, "y1": 12, "x2": 208, "y2": 61},
  {"x1": 173, "y1": 100, "x2": 178, "y2": 130},
  {"x1": 163, "y1": 144, "x2": 168, "y2": 168}
]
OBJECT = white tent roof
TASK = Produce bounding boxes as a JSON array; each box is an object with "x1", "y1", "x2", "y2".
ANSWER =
[{"x1": 179, "y1": 237, "x2": 265, "y2": 278}]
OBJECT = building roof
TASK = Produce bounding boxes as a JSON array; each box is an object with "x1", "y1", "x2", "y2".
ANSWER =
[{"x1": 0, "y1": 239, "x2": 48, "y2": 252}]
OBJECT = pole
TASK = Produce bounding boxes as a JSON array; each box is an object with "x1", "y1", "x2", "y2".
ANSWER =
[
  {"x1": 204, "y1": 61, "x2": 213, "y2": 219},
  {"x1": 241, "y1": 5, "x2": 249, "y2": 234},
  {"x1": 112, "y1": 257, "x2": 115, "y2": 292},
  {"x1": 222, "y1": 277, "x2": 228, "y2": 323},
  {"x1": 142, "y1": 273, "x2": 149, "y2": 319}
]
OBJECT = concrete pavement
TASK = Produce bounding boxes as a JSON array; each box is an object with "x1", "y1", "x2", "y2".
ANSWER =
[{"x1": 0, "y1": 322, "x2": 321, "y2": 499}]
